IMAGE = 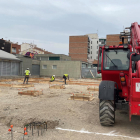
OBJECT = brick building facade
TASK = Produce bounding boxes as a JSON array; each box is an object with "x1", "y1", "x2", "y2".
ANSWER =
[
  {"x1": 106, "y1": 34, "x2": 128, "y2": 46},
  {"x1": 69, "y1": 35, "x2": 89, "y2": 62},
  {"x1": 11, "y1": 43, "x2": 21, "y2": 54}
]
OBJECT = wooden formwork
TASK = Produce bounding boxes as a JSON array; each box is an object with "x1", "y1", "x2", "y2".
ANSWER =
[
  {"x1": 11, "y1": 78, "x2": 22, "y2": 81},
  {"x1": 0, "y1": 79, "x2": 12, "y2": 82},
  {"x1": 18, "y1": 90, "x2": 43, "y2": 96},
  {"x1": 67, "y1": 82, "x2": 99, "y2": 86},
  {"x1": 49, "y1": 85, "x2": 65, "y2": 89},
  {"x1": 11, "y1": 84, "x2": 34, "y2": 88},
  {"x1": 48, "y1": 81, "x2": 64, "y2": 85},
  {"x1": 0, "y1": 84, "x2": 34, "y2": 88},
  {"x1": 0, "y1": 84, "x2": 11, "y2": 87},
  {"x1": 68, "y1": 81, "x2": 100, "y2": 83},
  {"x1": 17, "y1": 80, "x2": 40, "y2": 83},
  {"x1": 17, "y1": 78, "x2": 51, "y2": 83},
  {"x1": 87, "y1": 87, "x2": 99, "y2": 91},
  {"x1": 39, "y1": 80, "x2": 50, "y2": 83},
  {"x1": 28, "y1": 80, "x2": 40, "y2": 83},
  {"x1": 69, "y1": 93, "x2": 94, "y2": 101}
]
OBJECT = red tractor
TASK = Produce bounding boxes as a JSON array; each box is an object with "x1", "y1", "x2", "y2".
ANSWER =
[{"x1": 98, "y1": 22, "x2": 140, "y2": 126}]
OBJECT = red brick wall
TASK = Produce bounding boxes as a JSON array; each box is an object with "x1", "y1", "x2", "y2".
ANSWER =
[
  {"x1": 11, "y1": 43, "x2": 21, "y2": 54},
  {"x1": 69, "y1": 36, "x2": 88, "y2": 62},
  {"x1": 106, "y1": 34, "x2": 128, "y2": 46}
]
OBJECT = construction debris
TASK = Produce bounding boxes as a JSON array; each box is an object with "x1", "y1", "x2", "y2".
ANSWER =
[
  {"x1": 18, "y1": 90, "x2": 43, "y2": 96},
  {"x1": 49, "y1": 85, "x2": 65, "y2": 89},
  {"x1": 69, "y1": 93, "x2": 94, "y2": 101}
]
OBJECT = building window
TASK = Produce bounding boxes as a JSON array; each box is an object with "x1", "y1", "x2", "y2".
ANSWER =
[
  {"x1": 82, "y1": 63, "x2": 86, "y2": 68},
  {"x1": 91, "y1": 56, "x2": 92, "y2": 59},
  {"x1": 49, "y1": 57, "x2": 60, "y2": 60},
  {"x1": 42, "y1": 65, "x2": 47, "y2": 69},
  {"x1": 91, "y1": 46, "x2": 92, "y2": 49},
  {"x1": 91, "y1": 51, "x2": 92, "y2": 54},
  {"x1": 88, "y1": 64, "x2": 91, "y2": 68},
  {"x1": 97, "y1": 46, "x2": 98, "y2": 49},
  {"x1": 97, "y1": 41, "x2": 98, "y2": 44},
  {"x1": 91, "y1": 41, "x2": 92, "y2": 44},
  {"x1": 52, "y1": 65, "x2": 57, "y2": 69},
  {"x1": 12, "y1": 48, "x2": 16, "y2": 53}
]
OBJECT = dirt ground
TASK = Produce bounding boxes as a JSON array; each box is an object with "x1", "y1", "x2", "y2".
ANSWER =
[{"x1": 0, "y1": 78, "x2": 140, "y2": 140}]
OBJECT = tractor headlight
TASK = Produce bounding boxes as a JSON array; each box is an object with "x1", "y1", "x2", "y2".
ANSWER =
[
  {"x1": 123, "y1": 45, "x2": 128, "y2": 48},
  {"x1": 105, "y1": 46, "x2": 109, "y2": 49}
]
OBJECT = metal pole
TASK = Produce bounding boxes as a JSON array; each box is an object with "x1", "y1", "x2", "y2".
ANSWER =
[
  {"x1": 46, "y1": 123, "x2": 47, "y2": 131},
  {"x1": 11, "y1": 128, "x2": 13, "y2": 140},
  {"x1": 32, "y1": 124, "x2": 33, "y2": 136}
]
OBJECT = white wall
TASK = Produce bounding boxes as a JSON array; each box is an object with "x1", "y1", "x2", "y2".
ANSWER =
[
  {"x1": 87, "y1": 34, "x2": 99, "y2": 60},
  {"x1": 21, "y1": 43, "x2": 31, "y2": 52},
  {"x1": 88, "y1": 38, "x2": 99, "y2": 60},
  {"x1": 86, "y1": 33, "x2": 98, "y2": 39},
  {"x1": 20, "y1": 48, "x2": 44, "y2": 55}
]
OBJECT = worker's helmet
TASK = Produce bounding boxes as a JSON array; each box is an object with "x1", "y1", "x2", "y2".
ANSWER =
[
  {"x1": 27, "y1": 68, "x2": 29, "y2": 70},
  {"x1": 53, "y1": 75, "x2": 55, "y2": 77}
]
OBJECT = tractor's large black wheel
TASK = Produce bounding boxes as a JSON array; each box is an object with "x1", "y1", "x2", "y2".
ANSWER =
[{"x1": 99, "y1": 99, "x2": 115, "y2": 126}]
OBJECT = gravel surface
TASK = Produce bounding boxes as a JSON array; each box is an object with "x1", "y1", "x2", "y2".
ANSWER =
[{"x1": 0, "y1": 79, "x2": 140, "y2": 140}]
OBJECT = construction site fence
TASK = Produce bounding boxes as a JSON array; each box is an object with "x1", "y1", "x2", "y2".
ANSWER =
[{"x1": 81, "y1": 67, "x2": 99, "y2": 78}]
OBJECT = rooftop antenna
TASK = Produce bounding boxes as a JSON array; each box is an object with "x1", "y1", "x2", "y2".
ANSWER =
[{"x1": 123, "y1": 25, "x2": 124, "y2": 31}]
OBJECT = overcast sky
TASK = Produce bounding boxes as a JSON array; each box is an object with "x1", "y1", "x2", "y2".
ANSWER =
[{"x1": 0, "y1": 0, "x2": 140, "y2": 55}]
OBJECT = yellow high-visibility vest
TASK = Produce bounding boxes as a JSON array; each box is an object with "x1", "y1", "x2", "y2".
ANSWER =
[
  {"x1": 64, "y1": 74, "x2": 69, "y2": 78},
  {"x1": 25, "y1": 70, "x2": 30, "y2": 75},
  {"x1": 51, "y1": 76, "x2": 55, "y2": 81}
]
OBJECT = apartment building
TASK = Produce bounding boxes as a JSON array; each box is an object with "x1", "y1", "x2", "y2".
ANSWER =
[
  {"x1": 106, "y1": 34, "x2": 128, "y2": 46},
  {"x1": 69, "y1": 35, "x2": 89, "y2": 62},
  {"x1": 69, "y1": 33, "x2": 99, "y2": 62},
  {"x1": 97, "y1": 38, "x2": 106, "y2": 59},
  {"x1": 86, "y1": 33, "x2": 99, "y2": 61}
]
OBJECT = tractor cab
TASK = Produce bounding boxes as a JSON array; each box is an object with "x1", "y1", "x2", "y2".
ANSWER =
[{"x1": 97, "y1": 45, "x2": 131, "y2": 90}]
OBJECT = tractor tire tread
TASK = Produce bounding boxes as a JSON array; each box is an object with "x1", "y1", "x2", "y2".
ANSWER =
[{"x1": 99, "y1": 100, "x2": 115, "y2": 126}]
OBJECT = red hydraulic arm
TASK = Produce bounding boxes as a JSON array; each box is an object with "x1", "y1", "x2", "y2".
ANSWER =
[
  {"x1": 128, "y1": 22, "x2": 140, "y2": 121},
  {"x1": 130, "y1": 22, "x2": 140, "y2": 53}
]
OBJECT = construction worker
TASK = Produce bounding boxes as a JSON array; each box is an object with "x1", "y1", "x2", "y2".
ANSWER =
[
  {"x1": 23, "y1": 68, "x2": 31, "y2": 84},
  {"x1": 63, "y1": 74, "x2": 69, "y2": 84},
  {"x1": 50, "y1": 75, "x2": 55, "y2": 82}
]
